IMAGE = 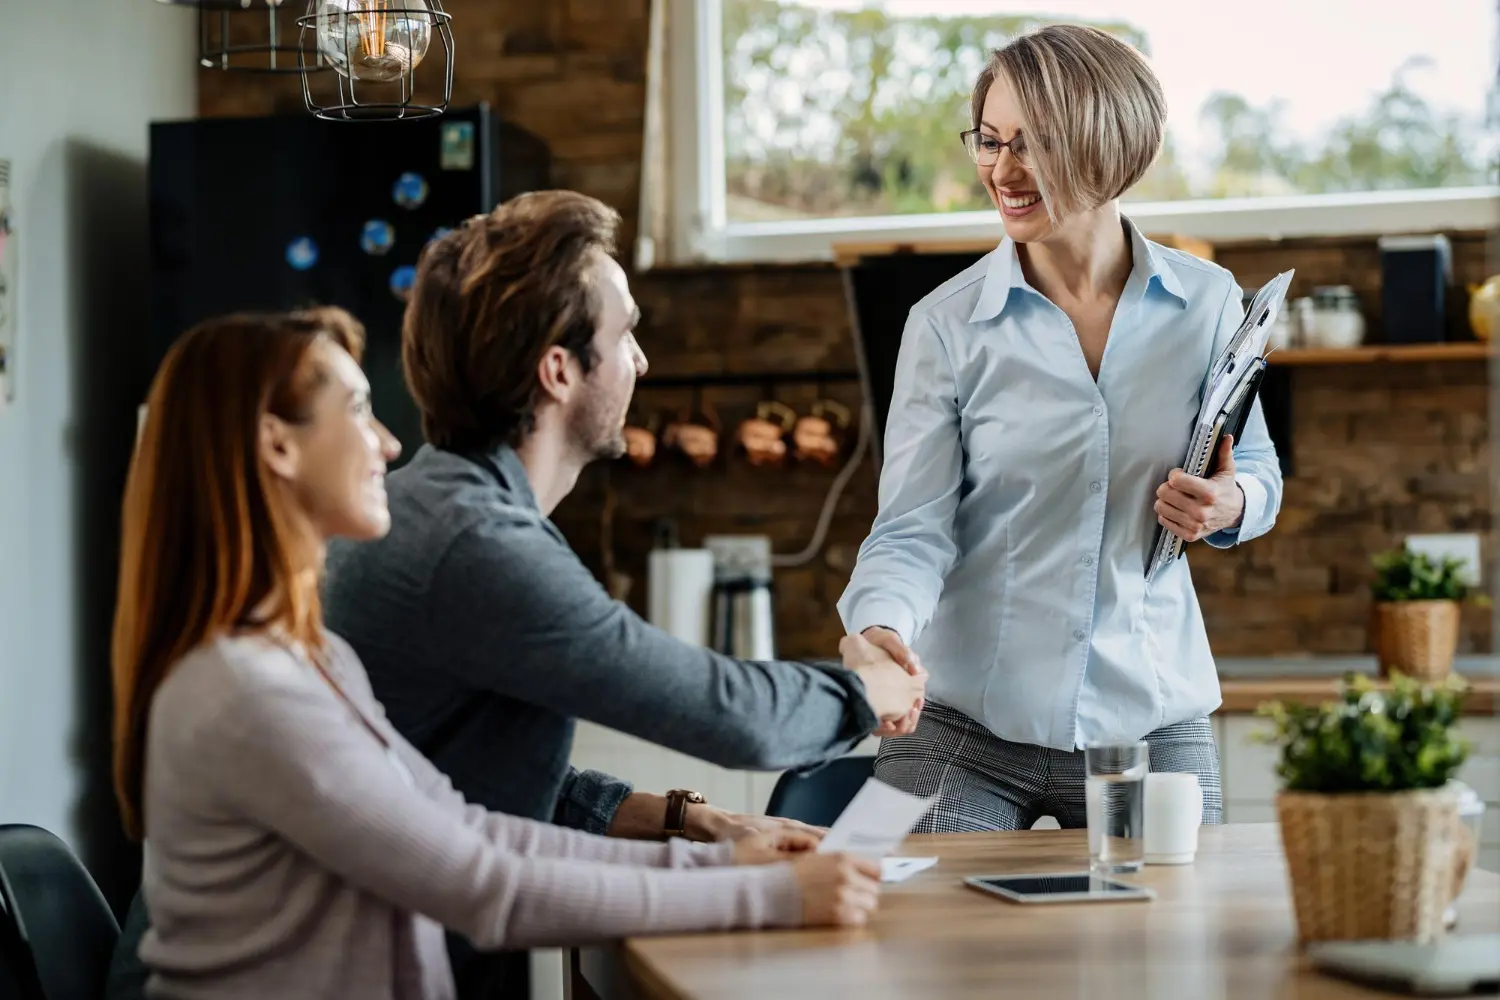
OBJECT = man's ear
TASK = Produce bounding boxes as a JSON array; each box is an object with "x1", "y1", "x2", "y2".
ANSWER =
[
  {"x1": 535, "y1": 345, "x2": 579, "y2": 405},
  {"x1": 258, "y1": 413, "x2": 301, "y2": 482}
]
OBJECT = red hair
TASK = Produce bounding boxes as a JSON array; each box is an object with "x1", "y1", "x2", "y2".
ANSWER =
[{"x1": 110, "y1": 306, "x2": 365, "y2": 840}]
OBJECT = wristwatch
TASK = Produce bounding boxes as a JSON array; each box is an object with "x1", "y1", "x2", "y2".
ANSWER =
[{"x1": 663, "y1": 789, "x2": 706, "y2": 839}]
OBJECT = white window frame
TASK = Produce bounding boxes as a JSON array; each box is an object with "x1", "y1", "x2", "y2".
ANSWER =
[{"x1": 669, "y1": 0, "x2": 1499, "y2": 266}]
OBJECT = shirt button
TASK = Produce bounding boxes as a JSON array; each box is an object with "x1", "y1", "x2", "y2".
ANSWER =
[
  {"x1": 1092, "y1": 405, "x2": 1104, "y2": 416},
  {"x1": 1072, "y1": 629, "x2": 1087, "y2": 641},
  {"x1": 1089, "y1": 481, "x2": 1102, "y2": 493},
  {"x1": 1081, "y1": 554, "x2": 1094, "y2": 566}
]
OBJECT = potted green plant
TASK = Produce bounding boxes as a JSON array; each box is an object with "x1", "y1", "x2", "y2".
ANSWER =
[
  {"x1": 1258, "y1": 672, "x2": 1474, "y2": 944},
  {"x1": 1370, "y1": 549, "x2": 1483, "y2": 681}
]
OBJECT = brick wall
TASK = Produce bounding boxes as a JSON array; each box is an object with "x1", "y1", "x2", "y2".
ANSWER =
[{"x1": 197, "y1": 0, "x2": 1494, "y2": 659}]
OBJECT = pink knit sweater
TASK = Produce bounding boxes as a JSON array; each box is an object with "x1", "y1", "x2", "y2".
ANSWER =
[{"x1": 137, "y1": 632, "x2": 801, "y2": 999}]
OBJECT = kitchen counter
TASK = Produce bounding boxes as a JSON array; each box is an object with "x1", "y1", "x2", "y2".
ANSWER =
[
  {"x1": 1217, "y1": 675, "x2": 1500, "y2": 713},
  {"x1": 1215, "y1": 655, "x2": 1499, "y2": 713},
  {"x1": 1217, "y1": 654, "x2": 1500, "y2": 679}
]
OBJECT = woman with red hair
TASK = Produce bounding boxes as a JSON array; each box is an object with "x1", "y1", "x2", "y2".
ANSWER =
[{"x1": 111, "y1": 306, "x2": 879, "y2": 1000}]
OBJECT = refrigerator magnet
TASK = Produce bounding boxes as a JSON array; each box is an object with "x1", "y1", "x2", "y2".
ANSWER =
[
  {"x1": 361, "y1": 220, "x2": 396, "y2": 256},
  {"x1": 389, "y1": 265, "x2": 417, "y2": 302},
  {"x1": 392, "y1": 172, "x2": 429, "y2": 210},
  {"x1": 285, "y1": 236, "x2": 319, "y2": 271}
]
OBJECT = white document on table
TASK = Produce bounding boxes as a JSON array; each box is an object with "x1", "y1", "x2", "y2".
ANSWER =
[
  {"x1": 817, "y1": 777, "x2": 939, "y2": 860},
  {"x1": 880, "y1": 856, "x2": 939, "y2": 882}
]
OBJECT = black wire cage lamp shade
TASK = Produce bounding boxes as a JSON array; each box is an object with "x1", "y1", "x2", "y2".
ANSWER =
[
  {"x1": 153, "y1": 0, "x2": 328, "y2": 75},
  {"x1": 296, "y1": 0, "x2": 455, "y2": 122}
]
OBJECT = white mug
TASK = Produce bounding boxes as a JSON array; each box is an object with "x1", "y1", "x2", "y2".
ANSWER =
[{"x1": 1143, "y1": 772, "x2": 1202, "y2": 864}]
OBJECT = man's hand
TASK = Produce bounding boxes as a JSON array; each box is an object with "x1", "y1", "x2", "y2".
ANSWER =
[
  {"x1": 1155, "y1": 433, "x2": 1245, "y2": 543},
  {"x1": 729, "y1": 827, "x2": 822, "y2": 866},
  {"x1": 683, "y1": 804, "x2": 826, "y2": 845},
  {"x1": 859, "y1": 626, "x2": 925, "y2": 737},
  {"x1": 840, "y1": 632, "x2": 926, "y2": 735}
]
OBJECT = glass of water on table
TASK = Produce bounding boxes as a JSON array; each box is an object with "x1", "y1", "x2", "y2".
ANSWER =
[{"x1": 1085, "y1": 741, "x2": 1148, "y2": 873}]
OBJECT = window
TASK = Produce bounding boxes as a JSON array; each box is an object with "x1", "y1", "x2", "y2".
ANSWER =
[{"x1": 667, "y1": 0, "x2": 1499, "y2": 263}]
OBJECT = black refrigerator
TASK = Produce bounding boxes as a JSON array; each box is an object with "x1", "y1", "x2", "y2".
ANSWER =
[{"x1": 148, "y1": 104, "x2": 551, "y2": 464}]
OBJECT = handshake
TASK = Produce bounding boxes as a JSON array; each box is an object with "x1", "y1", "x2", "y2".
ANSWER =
[{"x1": 840, "y1": 626, "x2": 927, "y2": 738}]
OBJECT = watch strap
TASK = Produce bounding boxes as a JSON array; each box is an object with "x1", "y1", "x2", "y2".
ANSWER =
[{"x1": 663, "y1": 789, "x2": 705, "y2": 839}]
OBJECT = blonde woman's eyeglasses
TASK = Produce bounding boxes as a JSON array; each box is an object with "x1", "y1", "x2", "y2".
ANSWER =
[{"x1": 960, "y1": 128, "x2": 1033, "y2": 169}]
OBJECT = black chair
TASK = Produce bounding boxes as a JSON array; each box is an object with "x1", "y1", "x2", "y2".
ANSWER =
[
  {"x1": 764, "y1": 756, "x2": 876, "y2": 827},
  {"x1": 1, "y1": 897, "x2": 37, "y2": 1000},
  {"x1": 101, "y1": 891, "x2": 149, "y2": 1000},
  {"x1": 0, "y1": 825, "x2": 120, "y2": 1000}
]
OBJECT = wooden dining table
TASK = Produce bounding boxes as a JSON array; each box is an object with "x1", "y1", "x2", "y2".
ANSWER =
[{"x1": 574, "y1": 823, "x2": 1500, "y2": 1000}]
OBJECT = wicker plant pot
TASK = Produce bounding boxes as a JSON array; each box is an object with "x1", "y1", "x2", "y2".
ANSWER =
[
  {"x1": 1374, "y1": 599, "x2": 1460, "y2": 680},
  {"x1": 1277, "y1": 788, "x2": 1469, "y2": 945}
]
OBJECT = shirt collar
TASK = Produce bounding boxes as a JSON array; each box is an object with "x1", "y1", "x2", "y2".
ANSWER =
[
  {"x1": 474, "y1": 442, "x2": 541, "y2": 512},
  {"x1": 968, "y1": 215, "x2": 1188, "y2": 325},
  {"x1": 1126, "y1": 216, "x2": 1188, "y2": 308}
]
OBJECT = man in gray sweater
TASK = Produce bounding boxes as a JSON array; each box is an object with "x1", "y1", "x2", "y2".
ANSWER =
[{"x1": 320, "y1": 191, "x2": 926, "y2": 997}]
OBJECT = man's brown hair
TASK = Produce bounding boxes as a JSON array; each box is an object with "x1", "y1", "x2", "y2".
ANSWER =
[{"x1": 401, "y1": 189, "x2": 621, "y2": 452}]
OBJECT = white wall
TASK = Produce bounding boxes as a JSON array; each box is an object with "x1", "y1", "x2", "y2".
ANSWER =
[{"x1": 0, "y1": 0, "x2": 195, "y2": 905}]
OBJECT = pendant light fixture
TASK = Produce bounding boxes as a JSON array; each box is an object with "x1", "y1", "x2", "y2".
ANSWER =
[
  {"x1": 153, "y1": 0, "x2": 327, "y2": 75},
  {"x1": 296, "y1": 0, "x2": 454, "y2": 121}
]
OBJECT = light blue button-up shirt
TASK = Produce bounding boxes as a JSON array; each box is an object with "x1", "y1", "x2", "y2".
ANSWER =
[{"x1": 838, "y1": 219, "x2": 1283, "y2": 751}]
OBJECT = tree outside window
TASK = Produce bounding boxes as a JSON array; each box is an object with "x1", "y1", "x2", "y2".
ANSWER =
[{"x1": 721, "y1": 0, "x2": 1495, "y2": 223}]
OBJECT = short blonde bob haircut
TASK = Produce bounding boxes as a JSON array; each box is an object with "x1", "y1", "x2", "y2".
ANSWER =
[{"x1": 970, "y1": 24, "x2": 1166, "y2": 224}]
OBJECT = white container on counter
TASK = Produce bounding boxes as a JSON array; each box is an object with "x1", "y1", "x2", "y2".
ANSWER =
[
  {"x1": 1266, "y1": 307, "x2": 1295, "y2": 351},
  {"x1": 1308, "y1": 285, "x2": 1366, "y2": 348}
]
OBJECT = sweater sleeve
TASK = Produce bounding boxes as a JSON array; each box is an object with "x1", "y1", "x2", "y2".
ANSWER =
[{"x1": 197, "y1": 668, "x2": 802, "y2": 951}]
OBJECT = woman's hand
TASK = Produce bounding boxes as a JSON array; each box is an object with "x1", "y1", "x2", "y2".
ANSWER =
[
  {"x1": 792, "y1": 853, "x2": 882, "y2": 927},
  {"x1": 840, "y1": 633, "x2": 927, "y2": 735},
  {"x1": 1155, "y1": 434, "x2": 1245, "y2": 542},
  {"x1": 730, "y1": 828, "x2": 822, "y2": 866},
  {"x1": 861, "y1": 626, "x2": 926, "y2": 737}
]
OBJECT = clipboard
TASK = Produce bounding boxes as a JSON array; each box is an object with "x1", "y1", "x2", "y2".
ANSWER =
[
  {"x1": 1144, "y1": 269, "x2": 1293, "y2": 584},
  {"x1": 1205, "y1": 359, "x2": 1266, "y2": 478},
  {"x1": 1146, "y1": 357, "x2": 1267, "y2": 579}
]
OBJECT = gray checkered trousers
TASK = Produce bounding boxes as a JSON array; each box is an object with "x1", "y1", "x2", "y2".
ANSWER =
[{"x1": 875, "y1": 701, "x2": 1224, "y2": 833}]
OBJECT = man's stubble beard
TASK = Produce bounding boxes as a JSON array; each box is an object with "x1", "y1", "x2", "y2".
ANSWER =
[
  {"x1": 568, "y1": 393, "x2": 628, "y2": 464},
  {"x1": 592, "y1": 430, "x2": 627, "y2": 462}
]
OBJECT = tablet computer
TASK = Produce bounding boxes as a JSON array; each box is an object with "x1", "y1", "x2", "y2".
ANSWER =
[
  {"x1": 964, "y1": 872, "x2": 1155, "y2": 904},
  {"x1": 1307, "y1": 935, "x2": 1500, "y2": 996}
]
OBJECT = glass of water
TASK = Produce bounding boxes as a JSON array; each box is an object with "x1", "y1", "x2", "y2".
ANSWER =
[{"x1": 1085, "y1": 741, "x2": 1149, "y2": 874}]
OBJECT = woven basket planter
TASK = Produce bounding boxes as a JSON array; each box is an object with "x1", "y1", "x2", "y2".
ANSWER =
[
  {"x1": 1374, "y1": 599, "x2": 1460, "y2": 681},
  {"x1": 1277, "y1": 788, "x2": 1469, "y2": 945}
]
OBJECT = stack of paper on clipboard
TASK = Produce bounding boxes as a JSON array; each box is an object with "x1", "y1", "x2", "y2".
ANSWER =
[{"x1": 1145, "y1": 270, "x2": 1295, "y2": 584}]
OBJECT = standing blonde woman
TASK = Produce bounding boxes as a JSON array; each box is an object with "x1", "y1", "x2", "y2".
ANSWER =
[
  {"x1": 839, "y1": 24, "x2": 1282, "y2": 832},
  {"x1": 111, "y1": 307, "x2": 881, "y2": 1000}
]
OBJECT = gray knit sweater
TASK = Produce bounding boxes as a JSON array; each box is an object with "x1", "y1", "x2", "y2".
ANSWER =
[{"x1": 137, "y1": 632, "x2": 801, "y2": 1000}]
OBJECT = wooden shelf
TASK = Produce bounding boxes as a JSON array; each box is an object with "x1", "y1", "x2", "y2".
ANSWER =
[{"x1": 1268, "y1": 342, "x2": 1493, "y2": 366}]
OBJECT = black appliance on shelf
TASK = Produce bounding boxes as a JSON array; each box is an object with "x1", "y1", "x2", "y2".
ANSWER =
[
  {"x1": 147, "y1": 103, "x2": 551, "y2": 464},
  {"x1": 1378, "y1": 234, "x2": 1454, "y2": 344}
]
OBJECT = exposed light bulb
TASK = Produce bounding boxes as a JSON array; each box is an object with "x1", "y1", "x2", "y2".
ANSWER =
[{"x1": 315, "y1": 0, "x2": 432, "y2": 84}]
